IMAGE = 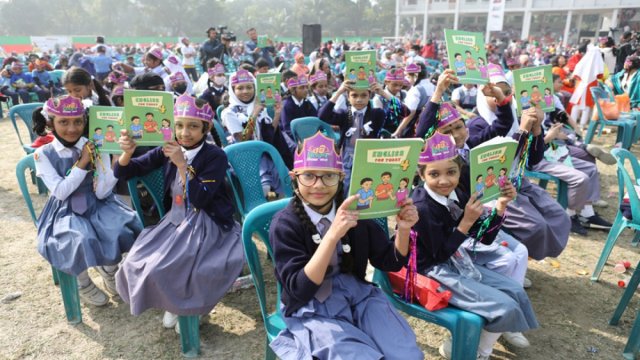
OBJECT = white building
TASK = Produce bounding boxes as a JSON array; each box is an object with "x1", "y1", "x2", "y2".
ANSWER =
[{"x1": 395, "y1": 0, "x2": 640, "y2": 45}]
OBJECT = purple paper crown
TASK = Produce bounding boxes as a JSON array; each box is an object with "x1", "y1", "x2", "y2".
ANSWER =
[
  {"x1": 419, "y1": 132, "x2": 458, "y2": 164},
  {"x1": 505, "y1": 57, "x2": 518, "y2": 66},
  {"x1": 309, "y1": 72, "x2": 327, "y2": 84},
  {"x1": 166, "y1": 55, "x2": 180, "y2": 65},
  {"x1": 173, "y1": 94, "x2": 214, "y2": 124},
  {"x1": 44, "y1": 95, "x2": 85, "y2": 118},
  {"x1": 107, "y1": 71, "x2": 127, "y2": 85},
  {"x1": 487, "y1": 63, "x2": 507, "y2": 84},
  {"x1": 147, "y1": 47, "x2": 164, "y2": 61},
  {"x1": 437, "y1": 102, "x2": 462, "y2": 128},
  {"x1": 230, "y1": 70, "x2": 254, "y2": 86},
  {"x1": 287, "y1": 75, "x2": 309, "y2": 88},
  {"x1": 169, "y1": 71, "x2": 186, "y2": 84},
  {"x1": 385, "y1": 68, "x2": 405, "y2": 82},
  {"x1": 405, "y1": 63, "x2": 420, "y2": 74},
  {"x1": 111, "y1": 86, "x2": 124, "y2": 97},
  {"x1": 208, "y1": 64, "x2": 226, "y2": 77},
  {"x1": 293, "y1": 132, "x2": 343, "y2": 172},
  {"x1": 11, "y1": 62, "x2": 23, "y2": 69}
]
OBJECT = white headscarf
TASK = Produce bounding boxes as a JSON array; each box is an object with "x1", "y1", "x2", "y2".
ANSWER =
[
  {"x1": 221, "y1": 71, "x2": 272, "y2": 141},
  {"x1": 476, "y1": 86, "x2": 520, "y2": 137}
]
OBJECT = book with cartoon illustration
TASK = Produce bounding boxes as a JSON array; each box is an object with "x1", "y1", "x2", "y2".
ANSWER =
[
  {"x1": 345, "y1": 50, "x2": 377, "y2": 89},
  {"x1": 88, "y1": 106, "x2": 125, "y2": 154},
  {"x1": 348, "y1": 138, "x2": 424, "y2": 219},
  {"x1": 469, "y1": 136, "x2": 519, "y2": 204},
  {"x1": 257, "y1": 35, "x2": 269, "y2": 48},
  {"x1": 123, "y1": 89, "x2": 174, "y2": 146},
  {"x1": 512, "y1": 65, "x2": 554, "y2": 115},
  {"x1": 444, "y1": 29, "x2": 489, "y2": 84},
  {"x1": 256, "y1": 73, "x2": 282, "y2": 106}
]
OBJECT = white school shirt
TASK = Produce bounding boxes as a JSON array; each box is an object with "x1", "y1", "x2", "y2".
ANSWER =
[
  {"x1": 307, "y1": 93, "x2": 328, "y2": 110},
  {"x1": 424, "y1": 183, "x2": 459, "y2": 208},
  {"x1": 34, "y1": 137, "x2": 117, "y2": 201},
  {"x1": 303, "y1": 202, "x2": 337, "y2": 231},
  {"x1": 451, "y1": 86, "x2": 477, "y2": 103},
  {"x1": 180, "y1": 45, "x2": 196, "y2": 67},
  {"x1": 405, "y1": 79, "x2": 435, "y2": 111}
]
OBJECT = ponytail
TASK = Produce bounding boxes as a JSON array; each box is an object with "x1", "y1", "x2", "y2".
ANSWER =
[
  {"x1": 92, "y1": 79, "x2": 112, "y2": 106},
  {"x1": 32, "y1": 107, "x2": 50, "y2": 136}
]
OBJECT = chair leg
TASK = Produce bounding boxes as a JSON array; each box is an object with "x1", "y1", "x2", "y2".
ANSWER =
[
  {"x1": 56, "y1": 269, "x2": 82, "y2": 324},
  {"x1": 36, "y1": 177, "x2": 48, "y2": 195},
  {"x1": 451, "y1": 317, "x2": 483, "y2": 360},
  {"x1": 611, "y1": 261, "x2": 640, "y2": 326},
  {"x1": 265, "y1": 337, "x2": 276, "y2": 360},
  {"x1": 178, "y1": 315, "x2": 200, "y2": 358},
  {"x1": 632, "y1": 231, "x2": 640, "y2": 247},
  {"x1": 591, "y1": 214, "x2": 626, "y2": 282},
  {"x1": 622, "y1": 309, "x2": 640, "y2": 360},
  {"x1": 51, "y1": 265, "x2": 59, "y2": 286},
  {"x1": 557, "y1": 180, "x2": 569, "y2": 209},
  {"x1": 538, "y1": 179, "x2": 549, "y2": 190},
  {"x1": 584, "y1": 121, "x2": 597, "y2": 145}
]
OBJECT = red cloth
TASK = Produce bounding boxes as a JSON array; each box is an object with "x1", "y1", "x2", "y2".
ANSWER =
[
  {"x1": 567, "y1": 53, "x2": 582, "y2": 73},
  {"x1": 31, "y1": 133, "x2": 54, "y2": 148},
  {"x1": 388, "y1": 267, "x2": 452, "y2": 311},
  {"x1": 421, "y1": 44, "x2": 436, "y2": 59}
]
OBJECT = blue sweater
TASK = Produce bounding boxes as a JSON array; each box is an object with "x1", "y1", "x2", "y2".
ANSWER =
[
  {"x1": 317, "y1": 101, "x2": 385, "y2": 149},
  {"x1": 279, "y1": 96, "x2": 318, "y2": 138}
]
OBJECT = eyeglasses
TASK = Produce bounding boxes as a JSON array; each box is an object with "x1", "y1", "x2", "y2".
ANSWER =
[{"x1": 296, "y1": 173, "x2": 341, "y2": 187}]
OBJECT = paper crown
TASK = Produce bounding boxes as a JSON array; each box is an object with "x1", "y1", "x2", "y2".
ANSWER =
[
  {"x1": 419, "y1": 132, "x2": 458, "y2": 164},
  {"x1": 505, "y1": 57, "x2": 518, "y2": 66},
  {"x1": 286, "y1": 75, "x2": 309, "y2": 88},
  {"x1": 208, "y1": 64, "x2": 226, "y2": 76},
  {"x1": 107, "y1": 71, "x2": 127, "y2": 85},
  {"x1": 11, "y1": 62, "x2": 22, "y2": 69},
  {"x1": 44, "y1": 95, "x2": 85, "y2": 118},
  {"x1": 405, "y1": 63, "x2": 420, "y2": 74},
  {"x1": 173, "y1": 94, "x2": 214, "y2": 124},
  {"x1": 169, "y1": 71, "x2": 186, "y2": 84},
  {"x1": 436, "y1": 102, "x2": 462, "y2": 128},
  {"x1": 309, "y1": 72, "x2": 327, "y2": 84},
  {"x1": 147, "y1": 47, "x2": 164, "y2": 61},
  {"x1": 293, "y1": 132, "x2": 343, "y2": 172},
  {"x1": 487, "y1": 63, "x2": 507, "y2": 84},
  {"x1": 230, "y1": 70, "x2": 254, "y2": 86},
  {"x1": 385, "y1": 68, "x2": 405, "y2": 82},
  {"x1": 166, "y1": 55, "x2": 180, "y2": 66},
  {"x1": 111, "y1": 86, "x2": 124, "y2": 97}
]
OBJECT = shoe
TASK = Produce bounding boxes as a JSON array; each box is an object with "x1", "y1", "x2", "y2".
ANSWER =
[
  {"x1": 78, "y1": 282, "x2": 109, "y2": 306},
  {"x1": 592, "y1": 199, "x2": 609, "y2": 208},
  {"x1": 570, "y1": 215, "x2": 588, "y2": 236},
  {"x1": 523, "y1": 277, "x2": 532, "y2": 289},
  {"x1": 586, "y1": 144, "x2": 616, "y2": 165},
  {"x1": 96, "y1": 266, "x2": 118, "y2": 296},
  {"x1": 163, "y1": 311, "x2": 179, "y2": 329},
  {"x1": 476, "y1": 355, "x2": 490, "y2": 360},
  {"x1": 438, "y1": 336, "x2": 452, "y2": 359},
  {"x1": 579, "y1": 213, "x2": 613, "y2": 230},
  {"x1": 230, "y1": 274, "x2": 254, "y2": 292},
  {"x1": 502, "y1": 331, "x2": 531, "y2": 348}
]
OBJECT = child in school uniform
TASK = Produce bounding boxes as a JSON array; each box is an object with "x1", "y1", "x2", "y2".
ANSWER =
[
  {"x1": 62, "y1": 66, "x2": 112, "y2": 108},
  {"x1": 413, "y1": 132, "x2": 538, "y2": 360},
  {"x1": 372, "y1": 68, "x2": 410, "y2": 135},
  {"x1": 33, "y1": 95, "x2": 141, "y2": 306},
  {"x1": 280, "y1": 74, "x2": 317, "y2": 140},
  {"x1": 318, "y1": 80, "x2": 386, "y2": 193},
  {"x1": 307, "y1": 72, "x2": 330, "y2": 111},
  {"x1": 269, "y1": 132, "x2": 423, "y2": 360},
  {"x1": 394, "y1": 62, "x2": 434, "y2": 138},
  {"x1": 113, "y1": 94, "x2": 244, "y2": 330},
  {"x1": 199, "y1": 64, "x2": 228, "y2": 120}
]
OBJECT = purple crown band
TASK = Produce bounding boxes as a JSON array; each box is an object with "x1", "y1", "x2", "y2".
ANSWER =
[
  {"x1": 174, "y1": 94, "x2": 213, "y2": 124},
  {"x1": 385, "y1": 68, "x2": 405, "y2": 82},
  {"x1": 231, "y1": 70, "x2": 254, "y2": 86},
  {"x1": 208, "y1": 64, "x2": 226, "y2": 77},
  {"x1": 293, "y1": 132, "x2": 343, "y2": 172},
  {"x1": 309, "y1": 72, "x2": 327, "y2": 84},
  {"x1": 287, "y1": 75, "x2": 309, "y2": 88},
  {"x1": 419, "y1": 132, "x2": 458, "y2": 164},
  {"x1": 44, "y1": 95, "x2": 85, "y2": 118},
  {"x1": 436, "y1": 102, "x2": 462, "y2": 129}
]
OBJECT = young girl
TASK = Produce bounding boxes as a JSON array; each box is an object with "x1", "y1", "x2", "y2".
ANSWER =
[
  {"x1": 199, "y1": 63, "x2": 227, "y2": 120},
  {"x1": 307, "y1": 72, "x2": 329, "y2": 111},
  {"x1": 413, "y1": 132, "x2": 538, "y2": 360},
  {"x1": 63, "y1": 66, "x2": 112, "y2": 108},
  {"x1": 114, "y1": 94, "x2": 244, "y2": 329},
  {"x1": 372, "y1": 68, "x2": 410, "y2": 134},
  {"x1": 395, "y1": 177, "x2": 409, "y2": 207},
  {"x1": 280, "y1": 75, "x2": 317, "y2": 139},
  {"x1": 33, "y1": 95, "x2": 141, "y2": 306},
  {"x1": 395, "y1": 62, "x2": 434, "y2": 138},
  {"x1": 269, "y1": 132, "x2": 423, "y2": 359}
]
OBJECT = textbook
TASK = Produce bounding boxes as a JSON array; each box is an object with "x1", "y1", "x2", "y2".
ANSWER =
[
  {"x1": 89, "y1": 106, "x2": 125, "y2": 154},
  {"x1": 256, "y1": 73, "x2": 281, "y2": 106},
  {"x1": 512, "y1": 65, "x2": 554, "y2": 115},
  {"x1": 444, "y1": 29, "x2": 489, "y2": 84},
  {"x1": 469, "y1": 136, "x2": 519, "y2": 204},
  {"x1": 123, "y1": 89, "x2": 174, "y2": 146},
  {"x1": 348, "y1": 138, "x2": 424, "y2": 219},
  {"x1": 345, "y1": 50, "x2": 377, "y2": 89},
  {"x1": 257, "y1": 35, "x2": 269, "y2": 48}
]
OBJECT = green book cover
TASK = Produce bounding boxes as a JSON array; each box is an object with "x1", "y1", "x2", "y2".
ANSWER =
[
  {"x1": 444, "y1": 29, "x2": 489, "y2": 84},
  {"x1": 88, "y1": 106, "x2": 124, "y2": 154},
  {"x1": 512, "y1": 65, "x2": 554, "y2": 115},
  {"x1": 345, "y1": 50, "x2": 377, "y2": 89},
  {"x1": 348, "y1": 138, "x2": 423, "y2": 219},
  {"x1": 257, "y1": 35, "x2": 269, "y2": 48},
  {"x1": 256, "y1": 73, "x2": 281, "y2": 106},
  {"x1": 469, "y1": 136, "x2": 519, "y2": 204},
  {"x1": 123, "y1": 89, "x2": 174, "y2": 146}
]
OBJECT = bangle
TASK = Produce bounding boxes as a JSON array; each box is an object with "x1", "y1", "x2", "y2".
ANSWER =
[{"x1": 497, "y1": 94, "x2": 513, "y2": 107}]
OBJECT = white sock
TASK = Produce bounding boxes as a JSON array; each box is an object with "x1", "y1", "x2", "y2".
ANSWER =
[
  {"x1": 478, "y1": 330, "x2": 502, "y2": 357},
  {"x1": 580, "y1": 205, "x2": 595, "y2": 218},
  {"x1": 77, "y1": 271, "x2": 92, "y2": 288},
  {"x1": 567, "y1": 208, "x2": 576, "y2": 217}
]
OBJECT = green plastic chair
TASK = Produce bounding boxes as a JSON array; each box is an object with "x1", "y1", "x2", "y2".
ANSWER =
[
  {"x1": 9, "y1": 102, "x2": 44, "y2": 154},
  {"x1": 585, "y1": 87, "x2": 635, "y2": 149},
  {"x1": 242, "y1": 198, "x2": 289, "y2": 360},
  {"x1": 609, "y1": 259, "x2": 640, "y2": 360},
  {"x1": 212, "y1": 119, "x2": 228, "y2": 148},
  {"x1": 15, "y1": 153, "x2": 82, "y2": 324},
  {"x1": 216, "y1": 105, "x2": 224, "y2": 122},
  {"x1": 370, "y1": 218, "x2": 485, "y2": 360},
  {"x1": 591, "y1": 148, "x2": 640, "y2": 282},
  {"x1": 224, "y1": 141, "x2": 293, "y2": 220},
  {"x1": 290, "y1": 117, "x2": 339, "y2": 144},
  {"x1": 126, "y1": 168, "x2": 200, "y2": 357},
  {"x1": 524, "y1": 170, "x2": 569, "y2": 209},
  {"x1": 48, "y1": 70, "x2": 66, "y2": 86}
]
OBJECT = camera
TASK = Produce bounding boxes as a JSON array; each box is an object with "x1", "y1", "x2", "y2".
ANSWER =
[{"x1": 217, "y1": 26, "x2": 236, "y2": 42}]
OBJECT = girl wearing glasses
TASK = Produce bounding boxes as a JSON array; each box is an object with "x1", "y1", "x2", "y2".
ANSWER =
[{"x1": 268, "y1": 132, "x2": 423, "y2": 360}]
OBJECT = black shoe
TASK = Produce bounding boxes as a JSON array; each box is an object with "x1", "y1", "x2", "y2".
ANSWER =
[
  {"x1": 571, "y1": 215, "x2": 588, "y2": 236},
  {"x1": 579, "y1": 213, "x2": 613, "y2": 230}
]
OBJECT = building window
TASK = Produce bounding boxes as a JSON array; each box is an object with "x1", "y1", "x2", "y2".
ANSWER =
[{"x1": 407, "y1": 0, "x2": 418, "y2": 5}]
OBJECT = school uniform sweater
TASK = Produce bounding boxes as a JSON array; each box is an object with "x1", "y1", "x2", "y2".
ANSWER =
[
  {"x1": 280, "y1": 96, "x2": 318, "y2": 138},
  {"x1": 270, "y1": 202, "x2": 408, "y2": 316},
  {"x1": 317, "y1": 101, "x2": 385, "y2": 149}
]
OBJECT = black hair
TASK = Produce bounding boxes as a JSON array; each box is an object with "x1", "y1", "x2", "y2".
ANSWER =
[
  {"x1": 500, "y1": 167, "x2": 507, "y2": 173},
  {"x1": 487, "y1": 166, "x2": 494, "y2": 171},
  {"x1": 381, "y1": 171, "x2": 392, "y2": 178},
  {"x1": 132, "y1": 116, "x2": 140, "y2": 120},
  {"x1": 255, "y1": 58, "x2": 270, "y2": 69},
  {"x1": 454, "y1": 53, "x2": 461, "y2": 58},
  {"x1": 465, "y1": 50, "x2": 471, "y2": 54},
  {"x1": 520, "y1": 89, "x2": 528, "y2": 94},
  {"x1": 206, "y1": 58, "x2": 221, "y2": 69},
  {"x1": 94, "y1": 127, "x2": 102, "y2": 131},
  {"x1": 531, "y1": 85, "x2": 539, "y2": 89},
  {"x1": 399, "y1": 177, "x2": 410, "y2": 188},
  {"x1": 476, "y1": 174, "x2": 483, "y2": 181},
  {"x1": 239, "y1": 63, "x2": 255, "y2": 74},
  {"x1": 360, "y1": 177, "x2": 373, "y2": 185},
  {"x1": 62, "y1": 66, "x2": 111, "y2": 106},
  {"x1": 107, "y1": 124, "x2": 114, "y2": 129},
  {"x1": 194, "y1": 98, "x2": 222, "y2": 147},
  {"x1": 413, "y1": 62, "x2": 428, "y2": 84},
  {"x1": 552, "y1": 74, "x2": 561, "y2": 82},
  {"x1": 145, "y1": 112, "x2": 154, "y2": 117},
  {"x1": 32, "y1": 107, "x2": 50, "y2": 136},
  {"x1": 282, "y1": 70, "x2": 297, "y2": 84}
]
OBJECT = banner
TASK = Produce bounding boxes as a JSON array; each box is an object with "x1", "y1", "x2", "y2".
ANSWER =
[
  {"x1": 30, "y1": 36, "x2": 72, "y2": 52},
  {"x1": 487, "y1": 0, "x2": 506, "y2": 32}
]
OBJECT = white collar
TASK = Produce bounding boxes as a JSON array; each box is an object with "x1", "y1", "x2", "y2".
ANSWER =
[
  {"x1": 51, "y1": 136, "x2": 87, "y2": 153},
  {"x1": 292, "y1": 96, "x2": 305, "y2": 107},
  {"x1": 303, "y1": 202, "x2": 336, "y2": 227},
  {"x1": 424, "y1": 183, "x2": 459, "y2": 207},
  {"x1": 351, "y1": 106, "x2": 367, "y2": 117},
  {"x1": 181, "y1": 142, "x2": 204, "y2": 163}
]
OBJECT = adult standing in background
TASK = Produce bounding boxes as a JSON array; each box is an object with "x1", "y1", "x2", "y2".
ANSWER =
[
  {"x1": 178, "y1": 37, "x2": 198, "y2": 82},
  {"x1": 244, "y1": 28, "x2": 275, "y2": 68},
  {"x1": 615, "y1": 31, "x2": 636, "y2": 74},
  {"x1": 200, "y1": 27, "x2": 223, "y2": 71},
  {"x1": 91, "y1": 36, "x2": 115, "y2": 59}
]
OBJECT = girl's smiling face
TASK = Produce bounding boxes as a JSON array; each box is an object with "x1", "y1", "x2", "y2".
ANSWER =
[
  {"x1": 421, "y1": 159, "x2": 461, "y2": 197},
  {"x1": 313, "y1": 81, "x2": 328, "y2": 97},
  {"x1": 234, "y1": 83, "x2": 255, "y2": 103},
  {"x1": 53, "y1": 116, "x2": 85, "y2": 143},
  {"x1": 293, "y1": 170, "x2": 342, "y2": 213},
  {"x1": 64, "y1": 83, "x2": 92, "y2": 100},
  {"x1": 175, "y1": 117, "x2": 205, "y2": 147}
]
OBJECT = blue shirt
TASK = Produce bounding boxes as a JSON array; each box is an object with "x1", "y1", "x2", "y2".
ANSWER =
[
  {"x1": 91, "y1": 54, "x2": 113, "y2": 74},
  {"x1": 31, "y1": 70, "x2": 51, "y2": 85},
  {"x1": 10, "y1": 72, "x2": 33, "y2": 86},
  {"x1": 356, "y1": 188, "x2": 374, "y2": 205}
]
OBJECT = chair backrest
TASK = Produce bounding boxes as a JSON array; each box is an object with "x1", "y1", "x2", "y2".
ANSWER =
[
  {"x1": 15, "y1": 153, "x2": 39, "y2": 226},
  {"x1": 224, "y1": 141, "x2": 293, "y2": 219},
  {"x1": 216, "y1": 105, "x2": 224, "y2": 122},
  {"x1": 590, "y1": 86, "x2": 609, "y2": 121},
  {"x1": 9, "y1": 103, "x2": 44, "y2": 148},
  {"x1": 290, "y1": 117, "x2": 339, "y2": 144},
  {"x1": 242, "y1": 198, "x2": 290, "y2": 335},
  {"x1": 126, "y1": 168, "x2": 166, "y2": 227},
  {"x1": 612, "y1": 148, "x2": 640, "y2": 224},
  {"x1": 48, "y1": 70, "x2": 66, "y2": 86},
  {"x1": 212, "y1": 119, "x2": 228, "y2": 148}
]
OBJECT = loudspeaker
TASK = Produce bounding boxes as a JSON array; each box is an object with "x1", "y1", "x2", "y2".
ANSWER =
[{"x1": 303, "y1": 24, "x2": 322, "y2": 56}]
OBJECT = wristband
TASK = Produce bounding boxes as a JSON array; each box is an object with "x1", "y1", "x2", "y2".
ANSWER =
[{"x1": 497, "y1": 94, "x2": 513, "y2": 107}]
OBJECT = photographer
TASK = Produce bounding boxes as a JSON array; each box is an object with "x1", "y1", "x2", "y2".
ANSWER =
[
  {"x1": 615, "y1": 31, "x2": 636, "y2": 74},
  {"x1": 244, "y1": 27, "x2": 275, "y2": 68},
  {"x1": 200, "y1": 27, "x2": 224, "y2": 71}
]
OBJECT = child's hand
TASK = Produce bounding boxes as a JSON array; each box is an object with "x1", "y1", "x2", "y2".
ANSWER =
[
  {"x1": 458, "y1": 193, "x2": 483, "y2": 234},
  {"x1": 396, "y1": 198, "x2": 419, "y2": 230},
  {"x1": 162, "y1": 141, "x2": 186, "y2": 168},
  {"x1": 118, "y1": 129, "x2": 137, "y2": 155},
  {"x1": 78, "y1": 142, "x2": 95, "y2": 169},
  {"x1": 436, "y1": 69, "x2": 458, "y2": 92},
  {"x1": 337, "y1": 80, "x2": 354, "y2": 95},
  {"x1": 496, "y1": 182, "x2": 517, "y2": 214},
  {"x1": 252, "y1": 102, "x2": 264, "y2": 118},
  {"x1": 518, "y1": 108, "x2": 538, "y2": 133},
  {"x1": 481, "y1": 82, "x2": 506, "y2": 104},
  {"x1": 326, "y1": 194, "x2": 360, "y2": 241},
  {"x1": 369, "y1": 82, "x2": 384, "y2": 96}
]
